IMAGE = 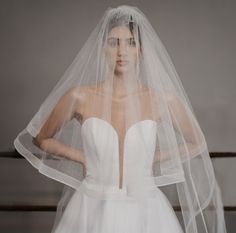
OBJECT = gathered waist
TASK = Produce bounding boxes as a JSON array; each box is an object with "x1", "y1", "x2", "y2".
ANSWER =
[{"x1": 79, "y1": 177, "x2": 158, "y2": 200}]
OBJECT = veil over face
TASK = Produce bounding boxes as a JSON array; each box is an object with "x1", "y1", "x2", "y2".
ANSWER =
[{"x1": 14, "y1": 5, "x2": 227, "y2": 233}]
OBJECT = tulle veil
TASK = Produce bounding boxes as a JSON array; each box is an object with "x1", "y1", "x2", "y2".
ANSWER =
[{"x1": 14, "y1": 5, "x2": 227, "y2": 233}]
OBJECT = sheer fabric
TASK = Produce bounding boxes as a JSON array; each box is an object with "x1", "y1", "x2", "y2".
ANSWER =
[{"x1": 14, "y1": 5, "x2": 227, "y2": 233}]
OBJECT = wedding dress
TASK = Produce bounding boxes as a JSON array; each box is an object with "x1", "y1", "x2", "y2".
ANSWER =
[
  {"x1": 14, "y1": 5, "x2": 227, "y2": 233},
  {"x1": 51, "y1": 117, "x2": 184, "y2": 233}
]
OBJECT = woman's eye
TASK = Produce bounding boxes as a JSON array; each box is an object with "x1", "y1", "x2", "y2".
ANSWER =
[
  {"x1": 128, "y1": 38, "x2": 136, "y2": 47},
  {"x1": 107, "y1": 38, "x2": 118, "y2": 47}
]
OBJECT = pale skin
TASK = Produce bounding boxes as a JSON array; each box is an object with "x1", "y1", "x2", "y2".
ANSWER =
[{"x1": 33, "y1": 26, "x2": 204, "y2": 189}]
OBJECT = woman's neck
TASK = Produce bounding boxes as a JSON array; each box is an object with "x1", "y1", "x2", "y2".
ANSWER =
[{"x1": 112, "y1": 72, "x2": 140, "y2": 97}]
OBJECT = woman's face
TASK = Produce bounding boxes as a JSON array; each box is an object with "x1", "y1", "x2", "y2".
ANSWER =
[{"x1": 104, "y1": 25, "x2": 140, "y2": 75}]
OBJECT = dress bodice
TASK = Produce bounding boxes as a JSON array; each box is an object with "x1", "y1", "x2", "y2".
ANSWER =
[{"x1": 80, "y1": 117, "x2": 158, "y2": 198}]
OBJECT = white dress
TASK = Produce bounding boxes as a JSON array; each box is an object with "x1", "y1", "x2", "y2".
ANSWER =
[{"x1": 52, "y1": 117, "x2": 184, "y2": 233}]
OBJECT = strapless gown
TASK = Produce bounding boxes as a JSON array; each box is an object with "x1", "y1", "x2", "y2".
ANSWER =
[{"x1": 52, "y1": 117, "x2": 184, "y2": 233}]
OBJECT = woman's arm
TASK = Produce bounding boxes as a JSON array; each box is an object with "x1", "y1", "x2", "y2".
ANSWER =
[
  {"x1": 32, "y1": 86, "x2": 86, "y2": 166},
  {"x1": 153, "y1": 92, "x2": 206, "y2": 163}
]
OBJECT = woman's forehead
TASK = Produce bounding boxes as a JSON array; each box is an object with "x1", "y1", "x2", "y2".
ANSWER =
[{"x1": 108, "y1": 26, "x2": 134, "y2": 38}]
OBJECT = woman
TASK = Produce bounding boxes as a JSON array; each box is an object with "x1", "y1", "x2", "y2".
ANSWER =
[{"x1": 14, "y1": 5, "x2": 227, "y2": 233}]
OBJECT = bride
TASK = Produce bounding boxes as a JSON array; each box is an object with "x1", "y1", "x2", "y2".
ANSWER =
[{"x1": 14, "y1": 5, "x2": 227, "y2": 233}]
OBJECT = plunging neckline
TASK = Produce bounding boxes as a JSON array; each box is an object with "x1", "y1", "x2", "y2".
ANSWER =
[{"x1": 80, "y1": 117, "x2": 158, "y2": 189}]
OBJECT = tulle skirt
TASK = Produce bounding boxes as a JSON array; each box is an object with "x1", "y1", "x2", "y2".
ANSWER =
[{"x1": 51, "y1": 179, "x2": 184, "y2": 233}]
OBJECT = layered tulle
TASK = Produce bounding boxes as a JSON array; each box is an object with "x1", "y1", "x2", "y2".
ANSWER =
[{"x1": 14, "y1": 5, "x2": 227, "y2": 233}]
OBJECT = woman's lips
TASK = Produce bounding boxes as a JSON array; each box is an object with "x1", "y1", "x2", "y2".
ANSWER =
[{"x1": 117, "y1": 60, "x2": 129, "y2": 66}]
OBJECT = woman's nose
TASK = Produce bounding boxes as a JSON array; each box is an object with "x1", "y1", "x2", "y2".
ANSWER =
[{"x1": 117, "y1": 41, "x2": 127, "y2": 55}]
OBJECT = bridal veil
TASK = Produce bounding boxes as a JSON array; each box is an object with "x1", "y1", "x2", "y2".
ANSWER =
[{"x1": 14, "y1": 5, "x2": 227, "y2": 233}]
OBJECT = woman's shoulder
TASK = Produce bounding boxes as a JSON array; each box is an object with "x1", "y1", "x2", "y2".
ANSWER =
[
  {"x1": 74, "y1": 83, "x2": 108, "y2": 97},
  {"x1": 66, "y1": 84, "x2": 95, "y2": 99},
  {"x1": 141, "y1": 85, "x2": 159, "y2": 98},
  {"x1": 144, "y1": 85, "x2": 178, "y2": 100}
]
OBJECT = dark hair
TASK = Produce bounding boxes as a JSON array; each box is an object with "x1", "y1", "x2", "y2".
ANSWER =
[{"x1": 105, "y1": 14, "x2": 142, "y2": 47}]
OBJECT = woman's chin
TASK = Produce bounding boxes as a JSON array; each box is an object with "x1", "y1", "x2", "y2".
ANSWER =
[{"x1": 114, "y1": 66, "x2": 132, "y2": 76}]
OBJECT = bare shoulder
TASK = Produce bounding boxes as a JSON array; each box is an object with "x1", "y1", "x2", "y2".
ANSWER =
[
  {"x1": 164, "y1": 91, "x2": 182, "y2": 107},
  {"x1": 142, "y1": 85, "x2": 160, "y2": 99},
  {"x1": 65, "y1": 84, "x2": 94, "y2": 101},
  {"x1": 146, "y1": 86, "x2": 179, "y2": 102},
  {"x1": 145, "y1": 87, "x2": 183, "y2": 112}
]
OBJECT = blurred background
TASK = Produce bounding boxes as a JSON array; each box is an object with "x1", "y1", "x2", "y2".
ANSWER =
[{"x1": 0, "y1": 0, "x2": 235, "y2": 232}]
